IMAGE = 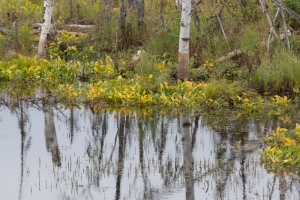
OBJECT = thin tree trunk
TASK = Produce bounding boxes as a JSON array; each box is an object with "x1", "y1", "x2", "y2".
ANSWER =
[
  {"x1": 57, "y1": 0, "x2": 60, "y2": 20},
  {"x1": 259, "y1": 0, "x2": 278, "y2": 39},
  {"x1": 120, "y1": 0, "x2": 126, "y2": 30},
  {"x1": 160, "y1": 0, "x2": 164, "y2": 26},
  {"x1": 70, "y1": 0, "x2": 73, "y2": 19},
  {"x1": 178, "y1": 0, "x2": 192, "y2": 80},
  {"x1": 191, "y1": 0, "x2": 200, "y2": 32},
  {"x1": 16, "y1": 0, "x2": 21, "y2": 45},
  {"x1": 114, "y1": 18, "x2": 119, "y2": 71},
  {"x1": 216, "y1": 13, "x2": 227, "y2": 42},
  {"x1": 105, "y1": 0, "x2": 111, "y2": 21},
  {"x1": 272, "y1": 0, "x2": 300, "y2": 22},
  {"x1": 281, "y1": 8, "x2": 290, "y2": 50},
  {"x1": 38, "y1": 0, "x2": 55, "y2": 58},
  {"x1": 138, "y1": 0, "x2": 144, "y2": 26},
  {"x1": 267, "y1": 7, "x2": 280, "y2": 55}
]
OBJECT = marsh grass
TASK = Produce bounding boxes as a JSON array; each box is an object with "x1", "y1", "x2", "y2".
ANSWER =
[
  {"x1": 18, "y1": 22, "x2": 36, "y2": 55},
  {"x1": 134, "y1": 53, "x2": 169, "y2": 92},
  {"x1": 251, "y1": 49, "x2": 300, "y2": 94}
]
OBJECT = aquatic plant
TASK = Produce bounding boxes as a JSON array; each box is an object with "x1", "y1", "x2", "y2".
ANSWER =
[{"x1": 261, "y1": 124, "x2": 300, "y2": 175}]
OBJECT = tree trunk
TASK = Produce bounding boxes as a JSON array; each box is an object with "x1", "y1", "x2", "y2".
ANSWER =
[
  {"x1": 38, "y1": 0, "x2": 55, "y2": 58},
  {"x1": 259, "y1": 0, "x2": 278, "y2": 38},
  {"x1": 178, "y1": 0, "x2": 191, "y2": 80},
  {"x1": 138, "y1": 0, "x2": 144, "y2": 26},
  {"x1": 281, "y1": 8, "x2": 290, "y2": 50},
  {"x1": 160, "y1": 0, "x2": 164, "y2": 25},
  {"x1": 120, "y1": 0, "x2": 126, "y2": 30},
  {"x1": 70, "y1": 0, "x2": 73, "y2": 19},
  {"x1": 105, "y1": 0, "x2": 111, "y2": 21},
  {"x1": 272, "y1": 0, "x2": 300, "y2": 22}
]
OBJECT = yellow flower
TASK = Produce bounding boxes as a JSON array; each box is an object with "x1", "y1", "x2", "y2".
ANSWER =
[
  {"x1": 28, "y1": 65, "x2": 34, "y2": 71},
  {"x1": 113, "y1": 7, "x2": 119, "y2": 13}
]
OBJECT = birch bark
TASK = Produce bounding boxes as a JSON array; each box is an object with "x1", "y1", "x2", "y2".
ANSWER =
[
  {"x1": 38, "y1": 0, "x2": 54, "y2": 58},
  {"x1": 178, "y1": 0, "x2": 191, "y2": 80}
]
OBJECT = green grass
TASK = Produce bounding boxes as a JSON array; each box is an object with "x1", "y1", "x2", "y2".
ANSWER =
[{"x1": 251, "y1": 48, "x2": 300, "y2": 94}]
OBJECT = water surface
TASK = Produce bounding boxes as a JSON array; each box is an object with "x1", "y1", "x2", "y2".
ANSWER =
[{"x1": 0, "y1": 104, "x2": 299, "y2": 200}]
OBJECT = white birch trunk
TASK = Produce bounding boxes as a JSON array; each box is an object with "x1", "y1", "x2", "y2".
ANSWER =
[
  {"x1": 38, "y1": 0, "x2": 55, "y2": 58},
  {"x1": 178, "y1": 0, "x2": 191, "y2": 80}
]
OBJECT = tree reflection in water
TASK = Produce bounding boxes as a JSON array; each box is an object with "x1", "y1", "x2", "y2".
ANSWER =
[
  {"x1": 44, "y1": 105, "x2": 61, "y2": 167},
  {"x1": 180, "y1": 115, "x2": 195, "y2": 200},
  {"x1": 1, "y1": 104, "x2": 300, "y2": 200}
]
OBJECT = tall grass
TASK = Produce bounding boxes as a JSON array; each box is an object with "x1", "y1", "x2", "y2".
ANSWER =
[{"x1": 251, "y1": 49, "x2": 300, "y2": 94}]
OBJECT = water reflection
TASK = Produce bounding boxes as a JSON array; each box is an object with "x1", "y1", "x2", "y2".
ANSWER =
[
  {"x1": 17, "y1": 101, "x2": 31, "y2": 200},
  {"x1": 180, "y1": 115, "x2": 194, "y2": 200},
  {"x1": 115, "y1": 112, "x2": 126, "y2": 200},
  {"x1": 0, "y1": 104, "x2": 300, "y2": 200},
  {"x1": 44, "y1": 105, "x2": 61, "y2": 167}
]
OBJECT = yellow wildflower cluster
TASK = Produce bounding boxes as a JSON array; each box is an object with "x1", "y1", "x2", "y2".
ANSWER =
[{"x1": 262, "y1": 124, "x2": 300, "y2": 174}]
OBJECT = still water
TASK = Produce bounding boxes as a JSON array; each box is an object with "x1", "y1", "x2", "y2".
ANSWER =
[{"x1": 0, "y1": 103, "x2": 300, "y2": 200}]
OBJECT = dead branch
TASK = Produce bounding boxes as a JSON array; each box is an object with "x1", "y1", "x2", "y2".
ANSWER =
[
  {"x1": 216, "y1": 13, "x2": 227, "y2": 42},
  {"x1": 259, "y1": 0, "x2": 278, "y2": 38},
  {"x1": 267, "y1": 7, "x2": 281, "y2": 55},
  {"x1": 271, "y1": 0, "x2": 300, "y2": 22},
  {"x1": 281, "y1": 8, "x2": 290, "y2": 50}
]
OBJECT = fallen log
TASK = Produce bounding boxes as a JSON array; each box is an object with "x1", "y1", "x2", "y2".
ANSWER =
[
  {"x1": 0, "y1": 27, "x2": 7, "y2": 35},
  {"x1": 216, "y1": 49, "x2": 242, "y2": 62}
]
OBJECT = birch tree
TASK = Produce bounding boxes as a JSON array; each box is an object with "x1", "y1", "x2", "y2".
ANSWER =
[
  {"x1": 38, "y1": 0, "x2": 55, "y2": 58},
  {"x1": 178, "y1": 0, "x2": 191, "y2": 80}
]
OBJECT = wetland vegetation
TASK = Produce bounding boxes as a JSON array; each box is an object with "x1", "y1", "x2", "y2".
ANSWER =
[{"x1": 1, "y1": 0, "x2": 300, "y2": 199}]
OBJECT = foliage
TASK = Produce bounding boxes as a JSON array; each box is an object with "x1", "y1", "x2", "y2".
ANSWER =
[
  {"x1": 251, "y1": 49, "x2": 300, "y2": 94},
  {"x1": 0, "y1": 0, "x2": 300, "y2": 115},
  {"x1": 284, "y1": 0, "x2": 300, "y2": 28},
  {"x1": 261, "y1": 124, "x2": 300, "y2": 175},
  {"x1": 0, "y1": 55, "x2": 271, "y2": 112},
  {"x1": 269, "y1": 95, "x2": 291, "y2": 116}
]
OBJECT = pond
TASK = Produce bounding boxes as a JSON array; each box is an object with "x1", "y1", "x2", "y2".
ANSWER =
[{"x1": 0, "y1": 102, "x2": 299, "y2": 200}]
